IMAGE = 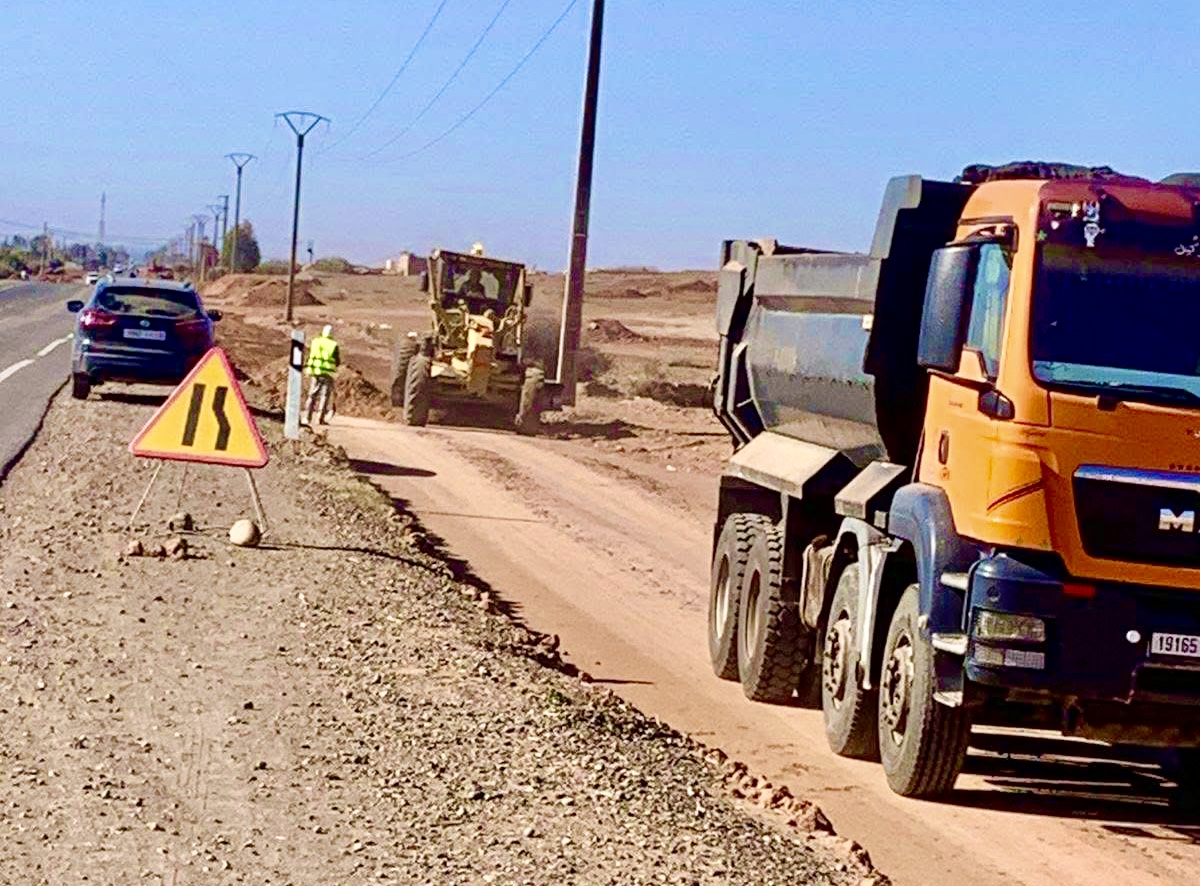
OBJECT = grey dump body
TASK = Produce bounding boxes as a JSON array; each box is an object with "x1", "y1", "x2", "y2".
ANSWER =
[{"x1": 713, "y1": 175, "x2": 972, "y2": 484}]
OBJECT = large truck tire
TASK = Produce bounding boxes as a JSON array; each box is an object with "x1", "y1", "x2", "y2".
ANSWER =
[
  {"x1": 708, "y1": 513, "x2": 773, "y2": 680},
  {"x1": 390, "y1": 337, "x2": 420, "y2": 406},
  {"x1": 821, "y1": 565, "x2": 880, "y2": 759},
  {"x1": 878, "y1": 583, "x2": 972, "y2": 797},
  {"x1": 736, "y1": 524, "x2": 807, "y2": 703},
  {"x1": 515, "y1": 366, "x2": 544, "y2": 435},
  {"x1": 402, "y1": 355, "x2": 432, "y2": 427},
  {"x1": 1161, "y1": 749, "x2": 1200, "y2": 807}
]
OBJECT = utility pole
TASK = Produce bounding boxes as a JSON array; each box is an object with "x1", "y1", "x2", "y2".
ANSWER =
[
  {"x1": 191, "y1": 214, "x2": 208, "y2": 282},
  {"x1": 40, "y1": 222, "x2": 49, "y2": 275},
  {"x1": 226, "y1": 153, "x2": 255, "y2": 273},
  {"x1": 276, "y1": 111, "x2": 328, "y2": 322},
  {"x1": 98, "y1": 192, "x2": 106, "y2": 244},
  {"x1": 554, "y1": 0, "x2": 605, "y2": 407},
  {"x1": 218, "y1": 194, "x2": 229, "y2": 258},
  {"x1": 208, "y1": 203, "x2": 224, "y2": 271}
]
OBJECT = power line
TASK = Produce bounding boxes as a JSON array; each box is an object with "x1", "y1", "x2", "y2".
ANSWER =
[
  {"x1": 375, "y1": 0, "x2": 582, "y2": 164},
  {"x1": 321, "y1": 0, "x2": 451, "y2": 153},
  {"x1": 359, "y1": 0, "x2": 515, "y2": 160}
]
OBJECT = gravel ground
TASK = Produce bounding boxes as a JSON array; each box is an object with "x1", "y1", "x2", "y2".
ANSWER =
[{"x1": 0, "y1": 380, "x2": 883, "y2": 885}]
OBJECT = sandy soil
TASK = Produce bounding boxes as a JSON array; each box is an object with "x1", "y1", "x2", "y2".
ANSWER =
[{"x1": 0, "y1": 372, "x2": 872, "y2": 882}]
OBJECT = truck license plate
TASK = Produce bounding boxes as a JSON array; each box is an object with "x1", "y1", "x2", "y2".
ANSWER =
[
  {"x1": 123, "y1": 328, "x2": 166, "y2": 341},
  {"x1": 1150, "y1": 633, "x2": 1200, "y2": 657}
]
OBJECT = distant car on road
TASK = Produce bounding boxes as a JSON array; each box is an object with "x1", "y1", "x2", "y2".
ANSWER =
[
  {"x1": 66, "y1": 279, "x2": 221, "y2": 400},
  {"x1": 112, "y1": 264, "x2": 125, "y2": 275},
  {"x1": 84, "y1": 272, "x2": 100, "y2": 286}
]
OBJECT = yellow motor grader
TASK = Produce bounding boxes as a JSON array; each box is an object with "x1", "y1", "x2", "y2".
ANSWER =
[{"x1": 391, "y1": 247, "x2": 544, "y2": 432}]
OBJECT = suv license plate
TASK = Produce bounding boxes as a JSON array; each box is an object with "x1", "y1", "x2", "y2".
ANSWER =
[
  {"x1": 1150, "y1": 632, "x2": 1200, "y2": 658},
  {"x1": 123, "y1": 328, "x2": 166, "y2": 341}
]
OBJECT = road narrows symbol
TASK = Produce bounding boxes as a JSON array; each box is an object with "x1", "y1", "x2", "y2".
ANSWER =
[
  {"x1": 182, "y1": 384, "x2": 206, "y2": 447},
  {"x1": 212, "y1": 386, "x2": 231, "y2": 451}
]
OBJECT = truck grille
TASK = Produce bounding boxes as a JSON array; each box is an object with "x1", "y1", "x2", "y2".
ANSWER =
[{"x1": 1074, "y1": 466, "x2": 1200, "y2": 566}]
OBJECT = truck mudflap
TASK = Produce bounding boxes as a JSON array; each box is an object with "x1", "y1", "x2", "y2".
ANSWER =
[
  {"x1": 963, "y1": 554, "x2": 1200, "y2": 741},
  {"x1": 723, "y1": 431, "x2": 860, "y2": 501}
]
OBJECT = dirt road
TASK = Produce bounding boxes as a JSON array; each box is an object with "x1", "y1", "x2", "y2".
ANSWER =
[{"x1": 330, "y1": 415, "x2": 1200, "y2": 886}]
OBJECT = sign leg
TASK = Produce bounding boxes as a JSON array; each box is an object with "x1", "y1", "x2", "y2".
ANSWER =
[
  {"x1": 128, "y1": 461, "x2": 164, "y2": 532},
  {"x1": 244, "y1": 468, "x2": 269, "y2": 536}
]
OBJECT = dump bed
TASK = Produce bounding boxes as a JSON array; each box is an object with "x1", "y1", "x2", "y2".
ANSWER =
[{"x1": 713, "y1": 175, "x2": 971, "y2": 467}]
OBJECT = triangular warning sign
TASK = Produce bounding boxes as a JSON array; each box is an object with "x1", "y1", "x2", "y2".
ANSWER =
[{"x1": 130, "y1": 347, "x2": 269, "y2": 468}]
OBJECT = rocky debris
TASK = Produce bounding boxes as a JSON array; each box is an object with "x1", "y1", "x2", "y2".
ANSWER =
[
  {"x1": 168, "y1": 511, "x2": 194, "y2": 531},
  {"x1": 587, "y1": 318, "x2": 645, "y2": 342},
  {"x1": 0, "y1": 374, "x2": 877, "y2": 884}
]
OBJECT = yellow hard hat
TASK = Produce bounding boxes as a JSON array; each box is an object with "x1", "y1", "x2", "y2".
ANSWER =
[{"x1": 470, "y1": 242, "x2": 485, "y2": 257}]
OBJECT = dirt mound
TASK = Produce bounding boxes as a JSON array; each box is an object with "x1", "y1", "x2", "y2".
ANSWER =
[
  {"x1": 240, "y1": 278, "x2": 323, "y2": 308},
  {"x1": 667, "y1": 276, "x2": 718, "y2": 294},
  {"x1": 587, "y1": 319, "x2": 645, "y2": 342},
  {"x1": 203, "y1": 273, "x2": 272, "y2": 298},
  {"x1": 258, "y1": 357, "x2": 392, "y2": 420}
]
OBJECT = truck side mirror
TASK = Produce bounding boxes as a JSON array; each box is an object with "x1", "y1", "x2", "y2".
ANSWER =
[
  {"x1": 522, "y1": 283, "x2": 533, "y2": 307},
  {"x1": 917, "y1": 244, "x2": 977, "y2": 372},
  {"x1": 418, "y1": 271, "x2": 429, "y2": 293}
]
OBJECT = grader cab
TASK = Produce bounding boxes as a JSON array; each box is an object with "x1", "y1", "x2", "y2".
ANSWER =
[{"x1": 391, "y1": 248, "x2": 544, "y2": 433}]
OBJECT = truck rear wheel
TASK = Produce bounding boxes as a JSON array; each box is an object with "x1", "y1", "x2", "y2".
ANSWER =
[
  {"x1": 708, "y1": 513, "x2": 772, "y2": 680},
  {"x1": 736, "y1": 524, "x2": 807, "y2": 703},
  {"x1": 878, "y1": 583, "x2": 972, "y2": 797},
  {"x1": 402, "y1": 355, "x2": 432, "y2": 426},
  {"x1": 390, "y1": 337, "x2": 420, "y2": 406},
  {"x1": 821, "y1": 565, "x2": 879, "y2": 759}
]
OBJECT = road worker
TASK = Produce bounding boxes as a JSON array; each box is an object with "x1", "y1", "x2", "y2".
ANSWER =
[{"x1": 304, "y1": 324, "x2": 340, "y2": 425}]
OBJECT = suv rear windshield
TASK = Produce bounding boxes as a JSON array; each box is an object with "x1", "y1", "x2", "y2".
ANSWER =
[{"x1": 96, "y1": 287, "x2": 200, "y2": 318}]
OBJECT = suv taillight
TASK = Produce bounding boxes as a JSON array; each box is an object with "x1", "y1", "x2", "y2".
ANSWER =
[
  {"x1": 79, "y1": 308, "x2": 117, "y2": 329},
  {"x1": 175, "y1": 316, "x2": 211, "y2": 345}
]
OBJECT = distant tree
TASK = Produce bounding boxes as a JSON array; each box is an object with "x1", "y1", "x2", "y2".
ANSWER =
[
  {"x1": 310, "y1": 256, "x2": 353, "y2": 273},
  {"x1": 221, "y1": 221, "x2": 261, "y2": 272},
  {"x1": 256, "y1": 259, "x2": 295, "y2": 275}
]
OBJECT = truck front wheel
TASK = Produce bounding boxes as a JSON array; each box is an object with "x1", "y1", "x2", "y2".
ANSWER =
[
  {"x1": 402, "y1": 355, "x2": 432, "y2": 426},
  {"x1": 708, "y1": 513, "x2": 772, "y2": 680},
  {"x1": 821, "y1": 565, "x2": 879, "y2": 759},
  {"x1": 736, "y1": 524, "x2": 808, "y2": 703},
  {"x1": 878, "y1": 583, "x2": 972, "y2": 797}
]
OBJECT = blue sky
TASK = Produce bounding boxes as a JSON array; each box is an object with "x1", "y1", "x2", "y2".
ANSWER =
[{"x1": 2, "y1": 1, "x2": 1199, "y2": 269}]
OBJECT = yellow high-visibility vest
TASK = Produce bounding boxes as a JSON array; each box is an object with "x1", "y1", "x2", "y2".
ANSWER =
[{"x1": 305, "y1": 336, "x2": 339, "y2": 376}]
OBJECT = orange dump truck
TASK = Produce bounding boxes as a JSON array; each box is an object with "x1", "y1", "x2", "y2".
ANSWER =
[{"x1": 708, "y1": 163, "x2": 1200, "y2": 797}]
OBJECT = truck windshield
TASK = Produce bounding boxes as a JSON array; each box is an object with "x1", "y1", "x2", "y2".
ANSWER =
[{"x1": 1031, "y1": 244, "x2": 1200, "y2": 402}]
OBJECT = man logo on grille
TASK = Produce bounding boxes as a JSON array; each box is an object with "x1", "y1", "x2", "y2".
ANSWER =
[{"x1": 1159, "y1": 508, "x2": 1196, "y2": 532}]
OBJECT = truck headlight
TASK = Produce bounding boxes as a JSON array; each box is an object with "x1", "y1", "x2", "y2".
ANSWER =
[{"x1": 973, "y1": 610, "x2": 1046, "y2": 643}]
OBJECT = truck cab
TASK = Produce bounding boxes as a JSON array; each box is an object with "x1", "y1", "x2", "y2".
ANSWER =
[{"x1": 708, "y1": 165, "x2": 1200, "y2": 797}]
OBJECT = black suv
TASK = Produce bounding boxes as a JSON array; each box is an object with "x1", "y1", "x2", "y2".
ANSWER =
[{"x1": 67, "y1": 280, "x2": 221, "y2": 399}]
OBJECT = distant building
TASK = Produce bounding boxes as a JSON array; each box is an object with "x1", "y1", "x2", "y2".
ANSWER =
[{"x1": 384, "y1": 251, "x2": 427, "y2": 276}]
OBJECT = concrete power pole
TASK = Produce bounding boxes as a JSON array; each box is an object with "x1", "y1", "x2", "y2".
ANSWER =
[
  {"x1": 218, "y1": 194, "x2": 229, "y2": 259},
  {"x1": 191, "y1": 215, "x2": 207, "y2": 282},
  {"x1": 98, "y1": 192, "x2": 106, "y2": 244},
  {"x1": 554, "y1": 0, "x2": 605, "y2": 407},
  {"x1": 276, "y1": 111, "x2": 328, "y2": 323},
  {"x1": 226, "y1": 153, "x2": 255, "y2": 273}
]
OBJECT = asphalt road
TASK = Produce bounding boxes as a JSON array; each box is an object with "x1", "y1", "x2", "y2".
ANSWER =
[{"x1": 0, "y1": 282, "x2": 80, "y2": 478}]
